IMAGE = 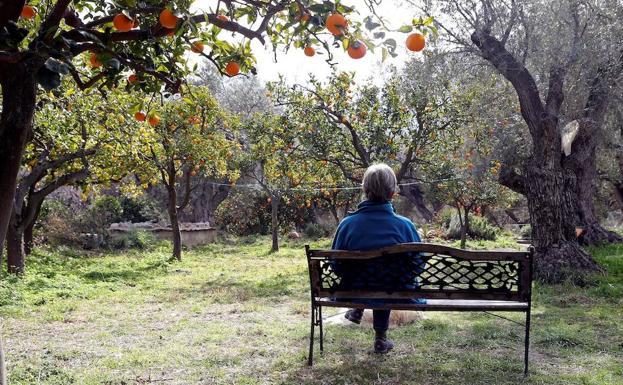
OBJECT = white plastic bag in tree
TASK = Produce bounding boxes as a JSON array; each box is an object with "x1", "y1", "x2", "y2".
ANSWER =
[{"x1": 561, "y1": 120, "x2": 580, "y2": 156}]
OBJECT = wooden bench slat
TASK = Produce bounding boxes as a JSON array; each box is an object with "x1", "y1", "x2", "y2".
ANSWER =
[
  {"x1": 315, "y1": 299, "x2": 529, "y2": 312},
  {"x1": 309, "y1": 243, "x2": 530, "y2": 261}
]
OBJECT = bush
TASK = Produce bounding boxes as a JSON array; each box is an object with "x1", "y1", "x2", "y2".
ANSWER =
[
  {"x1": 118, "y1": 195, "x2": 162, "y2": 223},
  {"x1": 437, "y1": 207, "x2": 498, "y2": 241},
  {"x1": 302, "y1": 223, "x2": 333, "y2": 238},
  {"x1": 109, "y1": 229, "x2": 156, "y2": 250},
  {"x1": 469, "y1": 215, "x2": 498, "y2": 241},
  {"x1": 37, "y1": 199, "x2": 84, "y2": 247},
  {"x1": 520, "y1": 224, "x2": 532, "y2": 239},
  {"x1": 215, "y1": 190, "x2": 316, "y2": 236}
]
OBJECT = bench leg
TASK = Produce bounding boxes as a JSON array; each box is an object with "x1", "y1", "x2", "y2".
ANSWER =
[
  {"x1": 524, "y1": 307, "x2": 531, "y2": 377},
  {"x1": 308, "y1": 305, "x2": 316, "y2": 366},
  {"x1": 319, "y1": 305, "x2": 324, "y2": 352}
]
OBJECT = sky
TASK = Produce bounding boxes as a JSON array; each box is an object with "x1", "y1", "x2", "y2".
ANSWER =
[{"x1": 189, "y1": 1, "x2": 422, "y2": 85}]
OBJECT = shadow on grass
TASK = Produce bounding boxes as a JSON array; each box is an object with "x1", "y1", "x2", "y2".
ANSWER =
[
  {"x1": 281, "y1": 342, "x2": 530, "y2": 385},
  {"x1": 81, "y1": 258, "x2": 169, "y2": 284}
]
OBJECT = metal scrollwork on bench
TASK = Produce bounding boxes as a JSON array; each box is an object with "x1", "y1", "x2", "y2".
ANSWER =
[{"x1": 317, "y1": 252, "x2": 521, "y2": 294}]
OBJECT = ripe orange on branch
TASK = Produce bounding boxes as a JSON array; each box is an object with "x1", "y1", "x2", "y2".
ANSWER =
[
  {"x1": 225, "y1": 61, "x2": 240, "y2": 76},
  {"x1": 159, "y1": 9, "x2": 179, "y2": 29},
  {"x1": 128, "y1": 74, "x2": 138, "y2": 84},
  {"x1": 326, "y1": 13, "x2": 347, "y2": 36},
  {"x1": 21, "y1": 5, "x2": 36, "y2": 19},
  {"x1": 148, "y1": 115, "x2": 161, "y2": 127},
  {"x1": 303, "y1": 46, "x2": 315, "y2": 57},
  {"x1": 406, "y1": 33, "x2": 426, "y2": 52},
  {"x1": 89, "y1": 53, "x2": 102, "y2": 68},
  {"x1": 347, "y1": 41, "x2": 367, "y2": 59},
  {"x1": 190, "y1": 41, "x2": 204, "y2": 53},
  {"x1": 113, "y1": 13, "x2": 134, "y2": 32},
  {"x1": 134, "y1": 111, "x2": 146, "y2": 121}
]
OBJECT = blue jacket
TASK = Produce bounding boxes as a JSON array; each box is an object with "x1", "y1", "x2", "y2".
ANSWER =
[
  {"x1": 332, "y1": 200, "x2": 421, "y2": 250},
  {"x1": 330, "y1": 201, "x2": 426, "y2": 300}
]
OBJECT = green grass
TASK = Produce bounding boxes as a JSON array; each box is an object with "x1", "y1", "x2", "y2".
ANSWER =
[{"x1": 1, "y1": 237, "x2": 622, "y2": 384}]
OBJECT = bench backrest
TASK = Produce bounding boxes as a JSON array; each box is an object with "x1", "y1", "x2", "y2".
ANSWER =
[{"x1": 306, "y1": 243, "x2": 534, "y2": 302}]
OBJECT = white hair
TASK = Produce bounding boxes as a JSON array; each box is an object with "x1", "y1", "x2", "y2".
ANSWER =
[{"x1": 362, "y1": 163, "x2": 398, "y2": 202}]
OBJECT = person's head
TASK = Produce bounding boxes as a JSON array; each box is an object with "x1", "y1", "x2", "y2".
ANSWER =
[{"x1": 362, "y1": 163, "x2": 398, "y2": 202}]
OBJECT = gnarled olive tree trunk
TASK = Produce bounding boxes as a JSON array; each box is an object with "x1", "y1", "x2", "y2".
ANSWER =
[
  {"x1": 472, "y1": 29, "x2": 602, "y2": 282},
  {"x1": 564, "y1": 57, "x2": 623, "y2": 245}
]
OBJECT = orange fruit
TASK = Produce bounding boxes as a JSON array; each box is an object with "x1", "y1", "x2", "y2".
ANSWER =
[
  {"x1": 113, "y1": 13, "x2": 134, "y2": 32},
  {"x1": 217, "y1": 14, "x2": 229, "y2": 22},
  {"x1": 190, "y1": 41, "x2": 204, "y2": 53},
  {"x1": 134, "y1": 111, "x2": 146, "y2": 121},
  {"x1": 225, "y1": 61, "x2": 240, "y2": 76},
  {"x1": 148, "y1": 115, "x2": 161, "y2": 127},
  {"x1": 326, "y1": 13, "x2": 347, "y2": 36},
  {"x1": 128, "y1": 74, "x2": 138, "y2": 84},
  {"x1": 299, "y1": 13, "x2": 310, "y2": 22},
  {"x1": 89, "y1": 53, "x2": 102, "y2": 68},
  {"x1": 406, "y1": 33, "x2": 425, "y2": 52},
  {"x1": 21, "y1": 5, "x2": 36, "y2": 19},
  {"x1": 159, "y1": 9, "x2": 178, "y2": 29},
  {"x1": 303, "y1": 46, "x2": 315, "y2": 57},
  {"x1": 347, "y1": 40, "x2": 366, "y2": 59}
]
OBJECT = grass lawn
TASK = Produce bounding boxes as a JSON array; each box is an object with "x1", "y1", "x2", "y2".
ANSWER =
[{"x1": 1, "y1": 237, "x2": 622, "y2": 384}]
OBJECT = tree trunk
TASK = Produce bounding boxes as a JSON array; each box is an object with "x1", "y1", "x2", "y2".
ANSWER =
[
  {"x1": 457, "y1": 205, "x2": 467, "y2": 249},
  {"x1": 270, "y1": 195, "x2": 280, "y2": 252},
  {"x1": 399, "y1": 183, "x2": 433, "y2": 222},
  {"x1": 524, "y1": 162, "x2": 602, "y2": 282},
  {"x1": 6, "y1": 216, "x2": 25, "y2": 275},
  {"x1": 24, "y1": 215, "x2": 35, "y2": 255},
  {"x1": 177, "y1": 178, "x2": 231, "y2": 224},
  {"x1": 167, "y1": 186, "x2": 182, "y2": 261},
  {"x1": 0, "y1": 63, "x2": 39, "y2": 253},
  {"x1": 328, "y1": 204, "x2": 340, "y2": 225},
  {"x1": 568, "y1": 145, "x2": 622, "y2": 245}
]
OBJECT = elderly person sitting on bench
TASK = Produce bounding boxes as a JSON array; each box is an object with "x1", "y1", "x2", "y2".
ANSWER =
[{"x1": 331, "y1": 163, "x2": 424, "y2": 354}]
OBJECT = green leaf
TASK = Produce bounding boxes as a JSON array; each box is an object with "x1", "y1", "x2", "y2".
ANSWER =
[
  {"x1": 36, "y1": 67, "x2": 62, "y2": 91},
  {"x1": 397, "y1": 25, "x2": 413, "y2": 33},
  {"x1": 44, "y1": 58, "x2": 69, "y2": 75},
  {"x1": 364, "y1": 17, "x2": 381, "y2": 31}
]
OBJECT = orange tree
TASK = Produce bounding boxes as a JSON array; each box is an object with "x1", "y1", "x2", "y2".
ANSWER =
[
  {"x1": 5, "y1": 83, "x2": 146, "y2": 274},
  {"x1": 135, "y1": 87, "x2": 238, "y2": 261},
  {"x1": 268, "y1": 62, "x2": 462, "y2": 221},
  {"x1": 428, "y1": 128, "x2": 513, "y2": 249},
  {"x1": 242, "y1": 112, "x2": 329, "y2": 252},
  {"x1": 0, "y1": 0, "x2": 434, "y2": 253}
]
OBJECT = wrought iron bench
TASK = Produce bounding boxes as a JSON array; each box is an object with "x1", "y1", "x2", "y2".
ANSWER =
[{"x1": 305, "y1": 243, "x2": 534, "y2": 376}]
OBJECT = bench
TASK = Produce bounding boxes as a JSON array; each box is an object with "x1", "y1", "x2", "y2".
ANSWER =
[{"x1": 305, "y1": 243, "x2": 534, "y2": 376}]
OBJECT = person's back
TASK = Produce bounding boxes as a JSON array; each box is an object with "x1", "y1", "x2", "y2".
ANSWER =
[
  {"x1": 332, "y1": 200, "x2": 420, "y2": 250},
  {"x1": 331, "y1": 163, "x2": 423, "y2": 354}
]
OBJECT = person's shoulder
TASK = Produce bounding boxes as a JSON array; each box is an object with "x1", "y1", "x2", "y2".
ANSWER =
[
  {"x1": 393, "y1": 213, "x2": 416, "y2": 228},
  {"x1": 338, "y1": 213, "x2": 357, "y2": 228}
]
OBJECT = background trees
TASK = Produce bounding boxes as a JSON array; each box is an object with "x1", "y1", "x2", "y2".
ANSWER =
[
  {"x1": 138, "y1": 88, "x2": 238, "y2": 260},
  {"x1": 1, "y1": 0, "x2": 418, "y2": 257},
  {"x1": 5, "y1": 84, "x2": 144, "y2": 273},
  {"x1": 268, "y1": 59, "x2": 461, "y2": 221}
]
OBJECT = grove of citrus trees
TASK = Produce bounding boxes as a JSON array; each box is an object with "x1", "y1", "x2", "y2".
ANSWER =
[{"x1": 2, "y1": 0, "x2": 622, "y2": 284}]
